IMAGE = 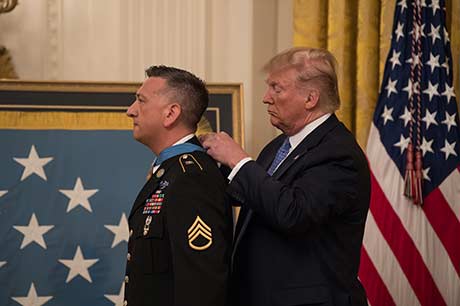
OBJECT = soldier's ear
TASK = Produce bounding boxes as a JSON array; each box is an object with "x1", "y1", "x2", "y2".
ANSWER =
[{"x1": 163, "y1": 103, "x2": 182, "y2": 128}]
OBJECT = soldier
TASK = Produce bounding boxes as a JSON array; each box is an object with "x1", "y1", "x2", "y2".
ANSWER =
[{"x1": 125, "y1": 65, "x2": 232, "y2": 306}]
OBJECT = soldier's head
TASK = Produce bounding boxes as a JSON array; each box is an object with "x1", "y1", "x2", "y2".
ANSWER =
[{"x1": 127, "y1": 66, "x2": 208, "y2": 153}]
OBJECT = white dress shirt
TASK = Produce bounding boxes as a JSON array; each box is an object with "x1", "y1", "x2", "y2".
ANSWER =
[{"x1": 228, "y1": 113, "x2": 331, "y2": 181}]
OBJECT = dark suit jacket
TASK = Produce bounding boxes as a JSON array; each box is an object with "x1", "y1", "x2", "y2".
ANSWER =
[
  {"x1": 229, "y1": 115, "x2": 370, "y2": 306},
  {"x1": 125, "y1": 137, "x2": 233, "y2": 306}
]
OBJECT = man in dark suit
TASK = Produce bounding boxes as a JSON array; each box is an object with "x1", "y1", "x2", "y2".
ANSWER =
[
  {"x1": 125, "y1": 65, "x2": 232, "y2": 306},
  {"x1": 201, "y1": 47, "x2": 371, "y2": 306}
]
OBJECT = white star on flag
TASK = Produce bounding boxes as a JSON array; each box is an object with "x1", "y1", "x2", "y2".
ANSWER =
[
  {"x1": 11, "y1": 283, "x2": 53, "y2": 306},
  {"x1": 397, "y1": 0, "x2": 407, "y2": 13},
  {"x1": 428, "y1": 24, "x2": 441, "y2": 44},
  {"x1": 381, "y1": 105, "x2": 394, "y2": 125},
  {"x1": 394, "y1": 22, "x2": 405, "y2": 42},
  {"x1": 425, "y1": 53, "x2": 440, "y2": 73},
  {"x1": 406, "y1": 52, "x2": 422, "y2": 66},
  {"x1": 59, "y1": 177, "x2": 99, "y2": 213},
  {"x1": 422, "y1": 167, "x2": 431, "y2": 181},
  {"x1": 441, "y1": 58, "x2": 450, "y2": 75},
  {"x1": 419, "y1": 137, "x2": 434, "y2": 156},
  {"x1": 402, "y1": 78, "x2": 419, "y2": 99},
  {"x1": 385, "y1": 78, "x2": 398, "y2": 98},
  {"x1": 399, "y1": 107, "x2": 413, "y2": 127},
  {"x1": 13, "y1": 145, "x2": 53, "y2": 181},
  {"x1": 394, "y1": 135, "x2": 411, "y2": 154},
  {"x1": 442, "y1": 83, "x2": 456, "y2": 102},
  {"x1": 422, "y1": 110, "x2": 438, "y2": 129},
  {"x1": 0, "y1": 261, "x2": 6, "y2": 268},
  {"x1": 410, "y1": 23, "x2": 425, "y2": 40},
  {"x1": 440, "y1": 140, "x2": 457, "y2": 160},
  {"x1": 105, "y1": 213, "x2": 129, "y2": 248},
  {"x1": 0, "y1": 190, "x2": 7, "y2": 198},
  {"x1": 59, "y1": 246, "x2": 99, "y2": 283},
  {"x1": 442, "y1": 112, "x2": 457, "y2": 132},
  {"x1": 429, "y1": 0, "x2": 440, "y2": 15},
  {"x1": 13, "y1": 213, "x2": 54, "y2": 250},
  {"x1": 389, "y1": 50, "x2": 401, "y2": 69},
  {"x1": 443, "y1": 26, "x2": 450, "y2": 43},
  {"x1": 423, "y1": 81, "x2": 440, "y2": 101},
  {"x1": 104, "y1": 282, "x2": 125, "y2": 306}
]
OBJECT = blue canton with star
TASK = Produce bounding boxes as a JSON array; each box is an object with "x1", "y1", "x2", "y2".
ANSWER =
[
  {"x1": 0, "y1": 130, "x2": 152, "y2": 306},
  {"x1": 373, "y1": 0, "x2": 460, "y2": 196}
]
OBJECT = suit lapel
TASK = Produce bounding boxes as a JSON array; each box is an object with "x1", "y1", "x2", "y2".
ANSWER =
[
  {"x1": 232, "y1": 115, "x2": 341, "y2": 253},
  {"x1": 273, "y1": 114, "x2": 340, "y2": 179}
]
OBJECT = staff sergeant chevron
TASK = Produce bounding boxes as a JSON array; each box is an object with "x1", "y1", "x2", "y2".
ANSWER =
[{"x1": 187, "y1": 215, "x2": 212, "y2": 251}]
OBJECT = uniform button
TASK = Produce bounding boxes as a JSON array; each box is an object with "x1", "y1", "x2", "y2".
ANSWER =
[
  {"x1": 124, "y1": 275, "x2": 129, "y2": 284},
  {"x1": 123, "y1": 300, "x2": 128, "y2": 306},
  {"x1": 129, "y1": 229, "x2": 133, "y2": 237},
  {"x1": 127, "y1": 253, "x2": 131, "y2": 261}
]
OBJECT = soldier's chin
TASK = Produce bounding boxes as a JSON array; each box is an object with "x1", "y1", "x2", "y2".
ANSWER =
[{"x1": 132, "y1": 131, "x2": 143, "y2": 142}]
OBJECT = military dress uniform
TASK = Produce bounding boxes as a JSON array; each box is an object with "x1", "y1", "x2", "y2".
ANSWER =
[{"x1": 124, "y1": 142, "x2": 232, "y2": 306}]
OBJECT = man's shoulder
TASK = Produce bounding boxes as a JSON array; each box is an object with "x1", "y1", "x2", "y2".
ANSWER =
[{"x1": 162, "y1": 151, "x2": 222, "y2": 179}]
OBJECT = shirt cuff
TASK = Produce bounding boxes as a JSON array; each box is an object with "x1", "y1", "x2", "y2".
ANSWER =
[{"x1": 228, "y1": 157, "x2": 253, "y2": 181}]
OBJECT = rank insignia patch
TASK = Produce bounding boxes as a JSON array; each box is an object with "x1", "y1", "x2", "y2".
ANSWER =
[{"x1": 187, "y1": 216, "x2": 212, "y2": 251}]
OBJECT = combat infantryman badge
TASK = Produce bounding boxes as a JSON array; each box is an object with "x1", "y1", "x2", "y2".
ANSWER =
[{"x1": 187, "y1": 216, "x2": 212, "y2": 251}]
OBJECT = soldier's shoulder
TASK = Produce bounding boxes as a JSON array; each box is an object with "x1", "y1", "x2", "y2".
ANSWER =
[{"x1": 174, "y1": 151, "x2": 218, "y2": 175}]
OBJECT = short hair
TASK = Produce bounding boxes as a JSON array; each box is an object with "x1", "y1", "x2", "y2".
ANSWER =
[
  {"x1": 263, "y1": 47, "x2": 340, "y2": 112},
  {"x1": 145, "y1": 65, "x2": 209, "y2": 129}
]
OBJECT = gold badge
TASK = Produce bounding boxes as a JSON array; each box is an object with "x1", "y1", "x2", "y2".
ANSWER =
[
  {"x1": 156, "y1": 168, "x2": 165, "y2": 178},
  {"x1": 187, "y1": 216, "x2": 212, "y2": 251}
]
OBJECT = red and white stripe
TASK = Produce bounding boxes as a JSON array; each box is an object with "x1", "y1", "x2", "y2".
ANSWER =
[{"x1": 359, "y1": 124, "x2": 460, "y2": 306}]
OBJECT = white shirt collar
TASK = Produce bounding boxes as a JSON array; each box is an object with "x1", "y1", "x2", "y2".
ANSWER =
[
  {"x1": 288, "y1": 113, "x2": 331, "y2": 151},
  {"x1": 152, "y1": 133, "x2": 195, "y2": 173},
  {"x1": 172, "y1": 133, "x2": 195, "y2": 146}
]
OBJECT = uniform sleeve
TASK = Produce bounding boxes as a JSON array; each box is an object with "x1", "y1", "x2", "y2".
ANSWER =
[{"x1": 166, "y1": 168, "x2": 232, "y2": 306}]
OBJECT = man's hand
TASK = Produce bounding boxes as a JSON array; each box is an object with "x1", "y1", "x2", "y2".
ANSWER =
[{"x1": 199, "y1": 132, "x2": 249, "y2": 168}]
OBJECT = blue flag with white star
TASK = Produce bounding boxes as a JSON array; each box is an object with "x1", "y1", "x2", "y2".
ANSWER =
[
  {"x1": 0, "y1": 128, "x2": 152, "y2": 306},
  {"x1": 359, "y1": 0, "x2": 460, "y2": 305}
]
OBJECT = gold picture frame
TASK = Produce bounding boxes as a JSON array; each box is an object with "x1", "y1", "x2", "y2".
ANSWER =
[{"x1": 0, "y1": 80, "x2": 244, "y2": 146}]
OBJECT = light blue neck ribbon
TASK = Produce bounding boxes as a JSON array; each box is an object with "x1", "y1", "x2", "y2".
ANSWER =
[{"x1": 154, "y1": 143, "x2": 204, "y2": 166}]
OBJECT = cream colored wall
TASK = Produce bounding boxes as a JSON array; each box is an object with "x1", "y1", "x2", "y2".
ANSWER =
[{"x1": 0, "y1": 0, "x2": 293, "y2": 157}]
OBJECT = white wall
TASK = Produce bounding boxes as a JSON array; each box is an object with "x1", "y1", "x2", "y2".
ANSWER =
[{"x1": 0, "y1": 0, "x2": 293, "y2": 157}]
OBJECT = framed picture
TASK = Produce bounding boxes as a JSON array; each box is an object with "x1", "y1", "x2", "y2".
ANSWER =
[
  {"x1": 0, "y1": 80, "x2": 243, "y2": 306},
  {"x1": 0, "y1": 80, "x2": 244, "y2": 145}
]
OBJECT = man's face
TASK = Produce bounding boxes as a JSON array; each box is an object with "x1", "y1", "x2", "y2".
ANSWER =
[
  {"x1": 263, "y1": 67, "x2": 308, "y2": 135},
  {"x1": 126, "y1": 77, "x2": 171, "y2": 147}
]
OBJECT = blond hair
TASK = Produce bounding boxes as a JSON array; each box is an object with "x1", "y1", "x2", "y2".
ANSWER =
[{"x1": 263, "y1": 47, "x2": 340, "y2": 112}]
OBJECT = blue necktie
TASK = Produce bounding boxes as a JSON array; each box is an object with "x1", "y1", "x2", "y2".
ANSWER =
[{"x1": 267, "y1": 137, "x2": 291, "y2": 176}]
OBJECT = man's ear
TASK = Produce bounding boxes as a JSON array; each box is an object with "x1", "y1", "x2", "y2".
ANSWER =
[
  {"x1": 305, "y1": 89, "x2": 320, "y2": 110},
  {"x1": 163, "y1": 103, "x2": 182, "y2": 128}
]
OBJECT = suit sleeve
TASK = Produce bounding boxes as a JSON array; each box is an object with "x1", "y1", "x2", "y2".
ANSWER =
[
  {"x1": 228, "y1": 144, "x2": 366, "y2": 235},
  {"x1": 166, "y1": 169, "x2": 231, "y2": 306}
]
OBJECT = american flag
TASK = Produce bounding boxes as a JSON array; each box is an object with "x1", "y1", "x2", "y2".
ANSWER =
[
  {"x1": 0, "y1": 129, "x2": 152, "y2": 306},
  {"x1": 358, "y1": 0, "x2": 460, "y2": 305}
]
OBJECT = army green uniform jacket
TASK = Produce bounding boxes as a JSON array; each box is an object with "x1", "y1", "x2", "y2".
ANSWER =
[{"x1": 124, "y1": 148, "x2": 232, "y2": 306}]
